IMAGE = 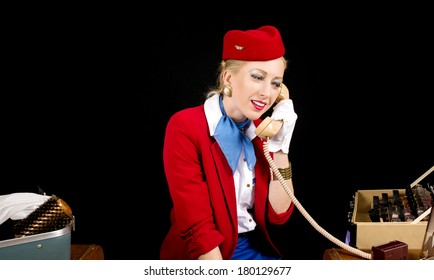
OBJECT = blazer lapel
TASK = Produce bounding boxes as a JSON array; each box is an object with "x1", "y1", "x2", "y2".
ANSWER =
[{"x1": 210, "y1": 141, "x2": 237, "y2": 228}]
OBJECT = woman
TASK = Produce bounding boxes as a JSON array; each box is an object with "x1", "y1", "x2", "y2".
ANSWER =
[{"x1": 160, "y1": 25, "x2": 298, "y2": 260}]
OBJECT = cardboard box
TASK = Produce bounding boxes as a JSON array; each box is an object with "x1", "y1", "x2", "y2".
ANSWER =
[{"x1": 350, "y1": 189, "x2": 428, "y2": 259}]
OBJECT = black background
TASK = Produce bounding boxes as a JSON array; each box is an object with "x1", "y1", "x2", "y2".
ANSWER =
[{"x1": 2, "y1": 6, "x2": 433, "y2": 259}]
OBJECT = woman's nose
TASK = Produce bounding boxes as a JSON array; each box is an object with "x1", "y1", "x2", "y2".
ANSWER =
[{"x1": 259, "y1": 84, "x2": 274, "y2": 98}]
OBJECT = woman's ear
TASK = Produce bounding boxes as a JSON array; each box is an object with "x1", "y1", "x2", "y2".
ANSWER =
[{"x1": 222, "y1": 71, "x2": 232, "y2": 86}]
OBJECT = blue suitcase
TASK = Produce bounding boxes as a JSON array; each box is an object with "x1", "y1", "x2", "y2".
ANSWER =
[
  {"x1": 0, "y1": 220, "x2": 74, "y2": 260},
  {"x1": 0, "y1": 194, "x2": 74, "y2": 260}
]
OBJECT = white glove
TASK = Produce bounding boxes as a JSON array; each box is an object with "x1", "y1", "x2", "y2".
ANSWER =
[
  {"x1": 0, "y1": 193, "x2": 50, "y2": 225},
  {"x1": 267, "y1": 99, "x2": 297, "y2": 154}
]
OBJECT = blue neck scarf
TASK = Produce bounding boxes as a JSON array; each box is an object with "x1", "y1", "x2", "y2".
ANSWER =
[{"x1": 214, "y1": 95, "x2": 256, "y2": 173}]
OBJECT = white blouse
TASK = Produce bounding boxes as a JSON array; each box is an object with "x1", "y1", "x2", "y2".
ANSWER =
[{"x1": 204, "y1": 94, "x2": 257, "y2": 234}]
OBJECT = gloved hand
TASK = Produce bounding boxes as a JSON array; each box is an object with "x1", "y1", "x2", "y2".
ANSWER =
[{"x1": 267, "y1": 99, "x2": 297, "y2": 154}]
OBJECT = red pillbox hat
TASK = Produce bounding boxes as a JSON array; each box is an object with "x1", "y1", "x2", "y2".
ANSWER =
[{"x1": 222, "y1": 25, "x2": 285, "y2": 61}]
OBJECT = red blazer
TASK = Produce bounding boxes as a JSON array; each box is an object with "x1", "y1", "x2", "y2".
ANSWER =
[{"x1": 160, "y1": 103, "x2": 294, "y2": 260}]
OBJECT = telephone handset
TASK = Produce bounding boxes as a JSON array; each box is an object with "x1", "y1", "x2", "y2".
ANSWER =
[
  {"x1": 254, "y1": 83, "x2": 290, "y2": 139},
  {"x1": 256, "y1": 83, "x2": 373, "y2": 260}
]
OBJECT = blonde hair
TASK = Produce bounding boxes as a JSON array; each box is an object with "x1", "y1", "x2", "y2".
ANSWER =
[{"x1": 205, "y1": 58, "x2": 288, "y2": 99}]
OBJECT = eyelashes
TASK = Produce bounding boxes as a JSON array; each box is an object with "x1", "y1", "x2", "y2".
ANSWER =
[
  {"x1": 251, "y1": 73, "x2": 264, "y2": 81},
  {"x1": 250, "y1": 73, "x2": 281, "y2": 88}
]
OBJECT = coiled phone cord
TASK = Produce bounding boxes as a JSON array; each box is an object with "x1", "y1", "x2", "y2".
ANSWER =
[{"x1": 263, "y1": 140, "x2": 373, "y2": 260}]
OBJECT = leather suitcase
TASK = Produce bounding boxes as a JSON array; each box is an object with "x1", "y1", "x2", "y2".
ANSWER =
[
  {"x1": 71, "y1": 244, "x2": 104, "y2": 260},
  {"x1": 323, "y1": 248, "x2": 364, "y2": 260}
]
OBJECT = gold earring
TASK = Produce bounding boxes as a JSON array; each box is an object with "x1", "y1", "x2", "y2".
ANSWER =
[{"x1": 223, "y1": 86, "x2": 232, "y2": 97}]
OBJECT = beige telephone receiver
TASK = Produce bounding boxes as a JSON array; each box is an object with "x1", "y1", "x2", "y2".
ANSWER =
[
  {"x1": 254, "y1": 83, "x2": 373, "y2": 260},
  {"x1": 254, "y1": 83, "x2": 290, "y2": 140}
]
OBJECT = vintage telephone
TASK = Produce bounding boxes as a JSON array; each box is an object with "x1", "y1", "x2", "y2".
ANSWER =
[
  {"x1": 254, "y1": 83, "x2": 290, "y2": 140},
  {"x1": 254, "y1": 84, "x2": 373, "y2": 259}
]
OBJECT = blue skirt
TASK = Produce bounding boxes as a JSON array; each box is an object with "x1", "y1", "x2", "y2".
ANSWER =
[{"x1": 232, "y1": 231, "x2": 282, "y2": 260}]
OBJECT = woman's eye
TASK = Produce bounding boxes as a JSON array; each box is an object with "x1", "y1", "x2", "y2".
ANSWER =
[{"x1": 251, "y1": 74, "x2": 264, "y2": 81}]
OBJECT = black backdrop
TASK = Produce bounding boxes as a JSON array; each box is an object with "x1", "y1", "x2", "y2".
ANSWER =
[{"x1": 2, "y1": 8, "x2": 433, "y2": 260}]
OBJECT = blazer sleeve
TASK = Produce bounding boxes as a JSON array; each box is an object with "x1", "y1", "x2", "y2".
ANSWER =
[
  {"x1": 267, "y1": 201, "x2": 294, "y2": 224},
  {"x1": 251, "y1": 124, "x2": 295, "y2": 226},
  {"x1": 163, "y1": 109, "x2": 224, "y2": 259}
]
